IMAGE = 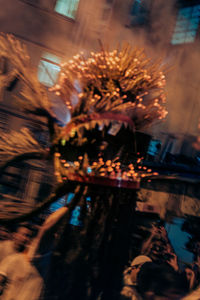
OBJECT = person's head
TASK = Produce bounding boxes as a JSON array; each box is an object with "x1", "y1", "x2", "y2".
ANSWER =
[
  {"x1": 129, "y1": 255, "x2": 152, "y2": 284},
  {"x1": 149, "y1": 240, "x2": 168, "y2": 263},
  {"x1": 184, "y1": 265, "x2": 197, "y2": 290},
  {"x1": 137, "y1": 263, "x2": 188, "y2": 300},
  {"x1": 12, "y1": 223, "x2": 34, "y2": 252}
]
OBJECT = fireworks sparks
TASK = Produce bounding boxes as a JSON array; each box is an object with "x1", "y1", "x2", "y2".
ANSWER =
[
  {"x1": 51, "y1": 43, "x2": 167, "y2": 141},
  {"x1": 51, "y1": 44, "x2": 167, "y2": 185},
  {"x1": 54, "y1": 153, "x2": 159, "y2": 184}
]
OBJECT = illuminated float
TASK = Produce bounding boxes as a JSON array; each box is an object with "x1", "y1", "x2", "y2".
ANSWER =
[{"x1": 0, "y1": 34, "x2": 167, "y2": 299}]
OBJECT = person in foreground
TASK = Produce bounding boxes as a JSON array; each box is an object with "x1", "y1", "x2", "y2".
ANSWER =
[{"x1": 0, "y1": 206, "x2": 68, "y2": 300}]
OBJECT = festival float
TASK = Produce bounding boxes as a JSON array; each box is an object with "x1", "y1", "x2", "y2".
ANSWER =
[{"x1": 0, "y1": 34, "x2": 167, "y2": 299}]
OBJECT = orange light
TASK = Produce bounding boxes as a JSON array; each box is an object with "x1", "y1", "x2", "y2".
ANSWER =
[{"x1": 106, "y1": 160, "x2": 112, "y2": 166}]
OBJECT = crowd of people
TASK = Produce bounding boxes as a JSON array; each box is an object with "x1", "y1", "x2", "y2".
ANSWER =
[
  {"x1": 1, "y1": 212, "x2": 200, "y2": 299},
  {"x1": 0, "y1": 206, "x2": 68, "y2": 300},
  {"x1": 121, "y1": 221, "x2": 200, "y2": 300}
]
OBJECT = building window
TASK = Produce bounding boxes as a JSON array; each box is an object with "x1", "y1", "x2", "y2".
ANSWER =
[
  {"x1": 171, "y1": 5, "x2": 200, "y2": 45},
  {"x1": 54, "y1": 0, "x2": 80, "y2": 19},
  {"x1": 131, "y1": 0, "x2": 142, "y2": 15},
  {"x1": 128, "y1": 0, "x2": 148, "y2": 26},
  {"x1": 38, "y1": 53, "x2": 61, "y2": 87}
]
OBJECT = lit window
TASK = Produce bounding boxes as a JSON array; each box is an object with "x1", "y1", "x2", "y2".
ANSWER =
[
  {"x1": 38, "y1": 53, "x2": 61, "y2": 87},
  {"x1": 171, "y1": 5, "x2": 200, "y2": 45},
  {"x1": 54, "y1": 0, "x2": 80, "y2": 19}
]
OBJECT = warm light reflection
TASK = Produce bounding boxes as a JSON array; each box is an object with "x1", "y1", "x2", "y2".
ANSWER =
[{"x1": 54, "y1": 153, "x2": 159, "y2": 183}]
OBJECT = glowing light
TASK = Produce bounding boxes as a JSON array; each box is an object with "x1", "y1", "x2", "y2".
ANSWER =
[
  {"x1": 61, "y1": 139, "x2": 66, "y2": 146},
  {"x1": 55, "y1": 153, "x2": 61, "y2": 157}
]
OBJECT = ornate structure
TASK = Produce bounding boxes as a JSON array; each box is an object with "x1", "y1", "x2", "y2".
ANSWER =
[{"x1": 0, "y1": 34, "x2": 167, "y2": 298}]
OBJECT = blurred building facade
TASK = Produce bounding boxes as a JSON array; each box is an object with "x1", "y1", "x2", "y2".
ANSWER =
[{"x1": 124, "y1": 0, "x2": 200, "y2": 163}]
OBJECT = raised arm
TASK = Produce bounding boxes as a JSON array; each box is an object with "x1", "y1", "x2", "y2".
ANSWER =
[
  {"x1": 141, "y1": 225, "x2": 158, "y2": 255},
  {"x1": 41, "y1": 207, "x2": 68, "y2": 231},
  {"x1": 27, "y1": 206, "x2": 68, "y2": 261}
]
